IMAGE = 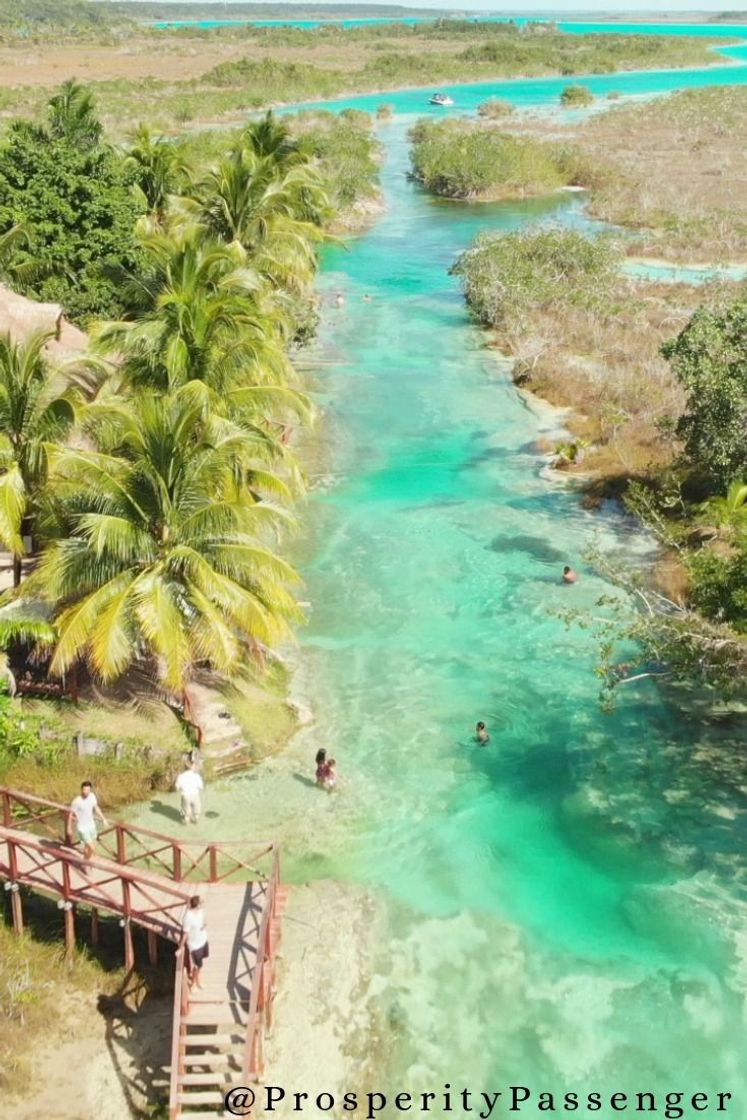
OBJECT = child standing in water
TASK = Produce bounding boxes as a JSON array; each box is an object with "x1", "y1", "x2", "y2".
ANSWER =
[
  {"x1": 315, "y1": 748, "x2": 327, "y2": 786},
  {"x1": 323, "y1": 759, "x2": 338, "y2": 792},
  {"x1": 475, "y1": 721, "x2": 490, "y2": 745}
]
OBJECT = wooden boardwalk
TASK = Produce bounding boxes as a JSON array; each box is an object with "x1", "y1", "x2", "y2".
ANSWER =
[{"x1": 0, "y1": 787, "x2": 286, "y2": 1119}]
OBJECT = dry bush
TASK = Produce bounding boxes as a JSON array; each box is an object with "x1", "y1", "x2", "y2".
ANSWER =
[
  {"x1": 500, "y1": 87, "x2": 747, "y2": 262},
  {"x1": 511, "y1": 280, "x2": 737, "y2": 486}
]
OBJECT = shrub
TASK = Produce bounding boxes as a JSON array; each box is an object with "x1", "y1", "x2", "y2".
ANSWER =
[
  {"x1": 662, "y1": 299, "x2": 747, "y2": 488},
  {"x1": 561, "y1": 85, "x2": 595, "y2": 107},
  {"x1": 409, "y1": 118, "x2": 567, "y2": 200},
  {"x1": 477, "y1": 99, "x2": 515, "y2": 119},
  {"x1": 0, "y1": 89, "x2": 144, "y2": 324},
  {"x1": 450, "y1": 227, "x2": 621, "y2": 332}
]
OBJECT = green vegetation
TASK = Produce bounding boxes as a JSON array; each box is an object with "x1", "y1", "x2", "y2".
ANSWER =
[
  {"x1": 0, "y1": 0, "x2": 121, "y2": 34},
  {"x1": 0, "y1": 82, "x2": 144, "y2": 322},
  {"x1": 477, "y1": 98, "x2": 515, "y2": 120},
  {"x1": 0, "y1": 18, "x2": 725, "y2": 137},
  {"x1": 454, "y1": 31, "x2": 715, "y2": 75},
  {"x1": 451, "y1": 227, "x2": 621, "y2": 328},
  {"x1": 453, "y1": 224, "x2": 747, "y2": 695},
  {"x1": 409, "y1": 119, "x2": 576, "y2": 200},
  {"x1": 662, "y1": 301, "x2": 747, "y2": 490},
  {"x1": 0, "y1": 691, "x2": 185, "y2": 803},
  {"x1": 292, "y1": 109, "x2": 381, "y2": 222},
  {"x1": 560, "y1": 84, "x2": 594, "y2": 107},
  {"x1": 174, "y1": 111, "x2": 381, "y2": 233},
  {"x1": 0, "y1": 922, "x2": 125, "y2": 1093},
  {"x1": 0, "y1": 87, "x2": 363, "y2": 702}
]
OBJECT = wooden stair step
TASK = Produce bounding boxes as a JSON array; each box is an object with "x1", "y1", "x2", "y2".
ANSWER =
[
  {"x1": 175, "y1": 1113, "x2": 229, "y2": 1119},
  {"x1": 183, "y1": 1052, "x2": 240, "y2": 1068},
  {"x1": 180, "y1": 1071, "x2": 234, "y2": 1086},
  {"x1": 183, "y1": 1033, "x2": 243, "y2": 1048},
  {"x1": 178, "y1": 1090, "x2": 227, "y2": 1105}
]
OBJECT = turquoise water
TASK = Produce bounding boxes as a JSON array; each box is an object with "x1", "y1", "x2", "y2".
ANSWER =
[
  {"x1": 153, "y1": 16, "x2": 747, "y2": 39},
  {"x1": 137, "y1": 48, "x2": 747, "y2": 1116}
]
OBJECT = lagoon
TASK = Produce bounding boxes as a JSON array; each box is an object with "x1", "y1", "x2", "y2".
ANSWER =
[{"x1": 134, "y1": 33, "x2": 747, "y2": 1116}]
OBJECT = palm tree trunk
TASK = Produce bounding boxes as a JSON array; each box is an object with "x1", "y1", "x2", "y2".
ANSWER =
[{"x1": 12, "y1": 553, "x2": 21, "y2": 588}]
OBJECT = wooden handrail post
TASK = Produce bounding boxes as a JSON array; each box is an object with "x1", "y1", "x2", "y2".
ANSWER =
[
  {"x1": 61, "y1": 862, "x2": 75, "y2": 958},
  {"x1": 7, "y1": 838, "x2": 23, "y2": 935},
  {"x1": 122, "y1": 879, "x2": 134, "y2": 971},
  {"x1": 1, "y1": 790, "x2": 10, "y2": 828},
  {"x1": 173, "y1": 843, "x2": 182, "y2": 881},
  {"x1": 116, "y1": 825, "x2": 127, "y2": 866},
  {"x1": 209, "y1": 844, "x2": 218, "y2": 883}
]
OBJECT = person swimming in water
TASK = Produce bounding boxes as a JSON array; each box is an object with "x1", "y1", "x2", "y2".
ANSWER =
[
  {"x1": 562, "y1": 565, "x2": 578, "y2": 584},
  {"x1": 315, "y1": 748, "x2": 327, "y2": 787},
  {"x1": 335, "y1": 293, "x2": 345, "y2": 307},
  {"x1": 476, "y1": 721, "x2": 490, "y2": 745}
]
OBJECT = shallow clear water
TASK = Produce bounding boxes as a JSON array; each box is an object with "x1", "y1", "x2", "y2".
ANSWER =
[{"x1": 135, "y1": 53, "x2": 747, "y2": 1116}]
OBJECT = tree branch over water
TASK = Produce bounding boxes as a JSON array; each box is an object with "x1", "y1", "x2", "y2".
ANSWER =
[{"x1": 559, "y1": 551, "x2": 747, "y2": 711}]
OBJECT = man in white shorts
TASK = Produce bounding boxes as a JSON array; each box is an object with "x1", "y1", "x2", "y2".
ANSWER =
[
  {"x1": 175, "y1": 759, "x2": 204, "y2": 824},
  {"x1": 70, "y1": 781, "x2": 107, "y2": 860}
]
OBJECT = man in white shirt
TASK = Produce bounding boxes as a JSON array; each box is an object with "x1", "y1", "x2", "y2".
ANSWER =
[
  {"x1": 175, "y1": 760, "x2": 204, "y2": 824},
  {"x1": 69, "y1": 781, "x2": 107, "y2": 860}
]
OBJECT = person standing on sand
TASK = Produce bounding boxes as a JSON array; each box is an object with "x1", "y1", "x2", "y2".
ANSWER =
[
  {"x1": 70, "y1": 781, "x2": 107, "y2": 861},
  {"x1": 175, "y1": 759, "x2": 204, "y2": 824},
  {"x1": 181, "y1": 895, "x2": 209, "y2": 989}
]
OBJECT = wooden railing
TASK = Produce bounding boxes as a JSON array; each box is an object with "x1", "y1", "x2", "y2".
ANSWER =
[
  {"x1": 0, "y1": 787, "x2": 72, "y2": 842},
  {"x1": 169, "y1": 941, "x2": 190, "y2": 1120},
  {"x1": 0, "y1": 787, "x2": 277, "y2": 884},
  {"x1": 0, "y1": 824, "x2": 193, "y2": 946},
  {"x1": 243, "y1": 843, "x2": 281, "y2": 1081},
  {"x1": 0, "y1": 784, "x2": 284, "y2": 1103}
]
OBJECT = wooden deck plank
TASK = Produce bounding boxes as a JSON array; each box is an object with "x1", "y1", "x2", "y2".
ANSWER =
[{"x1": 0, "y1": 803, "x2": 281, "y2": 1120}]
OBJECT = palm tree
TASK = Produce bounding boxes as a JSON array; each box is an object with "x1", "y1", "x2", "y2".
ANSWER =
[
  {"x1": 94, "y1": 220, "x2": 309, "y2": 439},
  {"x1": 195, "y1": 140, "x2": 329, "y2": 292},
  {"x1": 699, "y1": 481, "x2": 747, "y2": 534},
  {"x1": 125, "y1": 125, "x2": 188, "y2": 216},
  {"x1": 242, "y1": 111, "x2": 308, "y2": 167},
  {"x1": 0, "y1": 331, "x2": 81, "y2": 587},
  {"x1": 47, "y1": 80, "x2": 103, "y2": 149},
  {"x1": 0, "y1": 224, "x2": 58, "y2": 289},
  {"x1": 27, "y1": 392, "x2": 303, "y2": 693}
]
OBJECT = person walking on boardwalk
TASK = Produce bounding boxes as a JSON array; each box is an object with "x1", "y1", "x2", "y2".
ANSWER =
[
  {"x1": 70, "y1": 780, "x2": 107, "y2": 861},
  {"x1": 175, "y1": 759, "x2": 204, "y2": 824},
  {"x1": 182, "y1": 895, "x2": 209, "y2": 989}
]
